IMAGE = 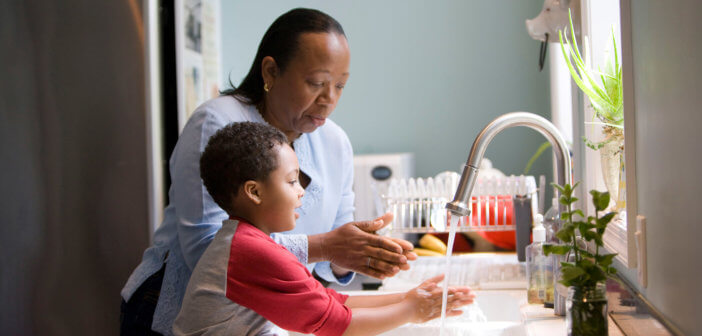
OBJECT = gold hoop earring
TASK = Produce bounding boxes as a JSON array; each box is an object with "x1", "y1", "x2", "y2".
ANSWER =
[{"x1": 263, "y1": 83, "x2": 270, "y2": 92}]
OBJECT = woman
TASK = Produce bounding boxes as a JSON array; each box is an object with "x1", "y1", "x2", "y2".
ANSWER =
[{"x1": 121, "y1": 8, "x2": 416, "y2": 335}]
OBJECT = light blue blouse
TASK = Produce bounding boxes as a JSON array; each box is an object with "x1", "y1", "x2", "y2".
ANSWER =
[{"x1": 121, "y1": 95, "x2": 356, "y2": 335}]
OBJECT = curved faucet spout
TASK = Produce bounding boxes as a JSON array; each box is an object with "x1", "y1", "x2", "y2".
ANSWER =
[
  {"x1": 445, "y1": 112, "x2": 571, "y2": 217},
  {"x1": 444, "y1": 111, "x2": 572, "y2": 316}
]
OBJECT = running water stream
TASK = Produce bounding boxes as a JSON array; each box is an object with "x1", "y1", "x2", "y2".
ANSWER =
[{"x1": 438, "y1": 215, "x2": 459, "y2": 336}]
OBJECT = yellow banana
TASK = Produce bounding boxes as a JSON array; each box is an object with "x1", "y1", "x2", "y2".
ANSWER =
[
  {"x1": 418, "y1": 234, "x2": 447, "y2": 255},
  {"x1": 412, "y1": 247, "x2": 444, "y2": 257}
]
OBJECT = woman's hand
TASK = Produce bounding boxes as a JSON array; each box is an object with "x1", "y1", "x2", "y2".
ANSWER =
[
  {"x1": 404, "y1": 274, "x2": 475, "y2": 323},
  {"x1": 309, "y1": 213, "x2": 418, "y2": 279}
]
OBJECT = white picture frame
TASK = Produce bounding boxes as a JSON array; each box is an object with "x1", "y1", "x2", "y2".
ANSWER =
[{"x1": 175, "y1": 0, "x2": 222, "y2": 133}]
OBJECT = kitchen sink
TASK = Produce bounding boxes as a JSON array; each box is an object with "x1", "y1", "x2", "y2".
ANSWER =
[
  {"x1": 378, "y1": 290, "x2": 527, "y2": 336},
  {"x1": 288, "y1": 290, "x2": 529, "y2": 336},
  {"x1": 292, "y1": 254, "x2": 564, "y2": 335}
]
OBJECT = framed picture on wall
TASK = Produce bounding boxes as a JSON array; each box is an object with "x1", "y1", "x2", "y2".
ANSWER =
[{"x1": 175, "y1": 0, "x2": 222, "y2": 132}]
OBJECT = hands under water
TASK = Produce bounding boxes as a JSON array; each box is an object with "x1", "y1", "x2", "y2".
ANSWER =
[
  {"x1": 405, "y1": 274, "x2": 475, "y2": 323},
  {"x1": 317, "y1": 213, "x2": 418, "y2": 279}
]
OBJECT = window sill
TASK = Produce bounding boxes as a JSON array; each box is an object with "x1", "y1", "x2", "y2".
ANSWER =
[{"x1": 603, "y1": 214, "x2": 629, "y2": 267}]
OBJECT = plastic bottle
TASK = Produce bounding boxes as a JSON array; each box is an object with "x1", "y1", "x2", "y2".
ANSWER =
[
  {"x1": 542, "y1": 197, "x2": 562, "y2": 308},
  {"x1": 543, "y1": 197, "x2": 561, "y2": 244},
  {"x1": 526, "y1": 214, "x2": 554, "y2": 304}
]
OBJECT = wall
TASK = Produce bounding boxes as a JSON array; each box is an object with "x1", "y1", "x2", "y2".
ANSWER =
[
  {"x1": 0, "y1": 1, "x2": 151, "y2": 334},
  {"x1": 622, "y1": 0, "x2": 702, "y2": 334},
  {"x1": 220, "y1": 0, "x2": 553, "y2": 180}
]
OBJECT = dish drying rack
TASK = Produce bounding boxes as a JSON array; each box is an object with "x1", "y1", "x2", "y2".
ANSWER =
[
  {"x1": 380, "y1": 254, "x2": 526, "y2": 291},
  {"x1": 382, "y1": 173, "x2": 538, "y2": 233}
]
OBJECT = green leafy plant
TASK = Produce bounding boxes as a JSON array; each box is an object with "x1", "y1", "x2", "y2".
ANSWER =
[
  {"x1": 522, "y1": 140, "x2": 573, "y2": 175},
  {"x1": 560, "y1": 11, "x2": 623, "y2": 150},
  {"x1": 543, "y1": 182, "x2": 617, "y2": 288},
  {"x1": 523, "y1": 141, "x2": 551, "y2": 175}
]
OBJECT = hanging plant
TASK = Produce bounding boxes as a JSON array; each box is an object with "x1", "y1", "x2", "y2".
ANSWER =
[{"x1": 559, "y1": 11, "x2": 623, "y2": 150}]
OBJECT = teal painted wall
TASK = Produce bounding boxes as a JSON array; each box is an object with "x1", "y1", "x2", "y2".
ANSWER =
[{"x1": 221, "y1": 0, "x2": 552, "y2": 181}]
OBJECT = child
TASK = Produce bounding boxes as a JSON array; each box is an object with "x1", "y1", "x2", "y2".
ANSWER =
[{"x1": 174, "y1": 122, "x2": 474, "y2": 336}]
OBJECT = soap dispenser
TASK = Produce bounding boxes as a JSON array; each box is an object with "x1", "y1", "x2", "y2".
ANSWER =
[{"x1": 526, "y1": 214, "x2": 554, "y2": 304}]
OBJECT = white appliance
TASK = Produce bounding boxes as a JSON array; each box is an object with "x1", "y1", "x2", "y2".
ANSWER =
[{"x1": 353, "y1": 153, "x2": 415, "y2": 221}]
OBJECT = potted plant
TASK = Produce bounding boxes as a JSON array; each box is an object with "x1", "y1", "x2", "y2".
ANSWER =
[
  {"x1": 544, "y1": 182, "x2": 618, "y2": 336},
  {"x1": 559, "y1": 11, "x2": 624, "y2": 208}
]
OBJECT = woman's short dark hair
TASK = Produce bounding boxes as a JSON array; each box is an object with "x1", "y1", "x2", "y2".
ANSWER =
[
  {"x1": 200, "y1": 122, "x2": 288, "y2": 215},
  {"x1": 222, "y1": 8, "x2": 346, "y2": 104}
]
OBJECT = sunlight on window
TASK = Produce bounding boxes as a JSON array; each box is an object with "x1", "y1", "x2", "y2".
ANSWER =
[{"x1": 555, "y1": 0, "x2": 634, "y2": 267}]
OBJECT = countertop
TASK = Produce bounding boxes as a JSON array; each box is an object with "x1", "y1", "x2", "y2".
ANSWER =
[{"x1": 340, "y1": 289, "x2": 624, "y2": 336}]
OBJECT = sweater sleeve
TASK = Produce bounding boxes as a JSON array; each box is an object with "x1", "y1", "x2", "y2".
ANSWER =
[
  {"x1": 172, "y1": 109, "x2": 231, "y2": 270},
  {"x1": 226, "y1": 226, "x2": 352, "y2": 336},
  {"x1": 333, "y1": 130, "x2": 356, "y2": 227},
  {"x1": 326, "y1": 288, "x2": 349, "y2": 304},
  {"x1": 313, "y1": 126, "x2": 357, "y2": 285}
]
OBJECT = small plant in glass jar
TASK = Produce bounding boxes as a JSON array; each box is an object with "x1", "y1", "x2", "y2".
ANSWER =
[{"x1": 543, "y1": 182, "x2": 618, "y2": 336}]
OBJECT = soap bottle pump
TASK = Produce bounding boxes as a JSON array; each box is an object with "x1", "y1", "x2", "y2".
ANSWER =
[{"x1": 526, "y1": 214, "x2": 554, "y2": 305}]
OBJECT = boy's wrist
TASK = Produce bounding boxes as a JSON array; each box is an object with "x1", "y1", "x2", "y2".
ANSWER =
[
  {"x1": 402, "y1": 289, "x2": 424, "y2": 323},
  {"x1": 397, "y1": 298, "x2": 418, "y2": 324}
]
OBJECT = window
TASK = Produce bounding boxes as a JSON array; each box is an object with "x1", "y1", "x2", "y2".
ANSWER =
[{"x1": 554, "y1": 0, "x2": 638, "y2": 268}]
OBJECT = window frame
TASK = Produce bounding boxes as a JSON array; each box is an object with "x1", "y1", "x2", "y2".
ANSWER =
[{"x1": 567, "y1": 0, "x2": 638, "y2": 268}]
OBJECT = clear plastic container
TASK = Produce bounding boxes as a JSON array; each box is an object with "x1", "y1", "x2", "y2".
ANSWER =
[
  {"x1": 543, "y1": 197, "x2": 561, "y2": 244},
  {"x1": 526, "y1": 214, "x2": 554, "y2": 305}
]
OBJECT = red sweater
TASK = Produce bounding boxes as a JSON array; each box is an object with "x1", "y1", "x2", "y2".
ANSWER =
[
  {"x1": 174, "y1": 219, "x2": 351, "y2": 335},
  {"x1": 226, "y1": 221, "x2": 351, "y2": 335}
]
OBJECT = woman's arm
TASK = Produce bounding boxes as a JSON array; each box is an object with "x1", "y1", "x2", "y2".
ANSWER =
[
  {"x1": 172, "y1": 110, "x2": 230, "y2": 270},
  {"x1": 309, "y1": 129, "x2": 417, "y2": 280}
]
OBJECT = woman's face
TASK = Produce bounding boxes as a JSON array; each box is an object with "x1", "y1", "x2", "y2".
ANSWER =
[{"x1": 263, "y1": 32, "x2": 350, "y2": 139}]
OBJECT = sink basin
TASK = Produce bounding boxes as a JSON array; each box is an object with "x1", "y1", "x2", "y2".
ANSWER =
[
  {"x1": 374, "y1": 254, "x2": 529, "y2": 335},
  {"x1": 293, "y1": 254, "x2": 564, "y2": 335},
  {"x1": 290, "y1": 290, "x2": 528, "y2": 336},
  {"x1": 378, "y1": 291, "x2": 527, "y2": 336}
]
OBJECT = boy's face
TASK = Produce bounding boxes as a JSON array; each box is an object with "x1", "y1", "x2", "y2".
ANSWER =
[{"x1": 258, "y1": 144, "x2": 305, "y2": 233}]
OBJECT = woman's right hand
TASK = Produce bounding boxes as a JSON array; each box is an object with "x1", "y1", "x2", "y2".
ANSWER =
[
  {"x1": 309, "y1": 213, "x2": 417, "y2": 279},
  {"x1": 404, "y1": 274, "x2": 475, "y2": 323}
]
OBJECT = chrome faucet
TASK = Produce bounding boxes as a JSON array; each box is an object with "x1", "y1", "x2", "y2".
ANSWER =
[{"x1": 445, "y1": 111, "x2": 571, "y2": 315}]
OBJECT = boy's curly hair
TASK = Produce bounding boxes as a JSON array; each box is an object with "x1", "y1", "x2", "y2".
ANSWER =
[{"x1": 200, "y1": 122, "x2": 288, "y2": 215}]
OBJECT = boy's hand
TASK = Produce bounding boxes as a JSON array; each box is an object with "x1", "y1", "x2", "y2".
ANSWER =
[{"x1": 404, "y1": 274, "x2": 475, "y2": 323}]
